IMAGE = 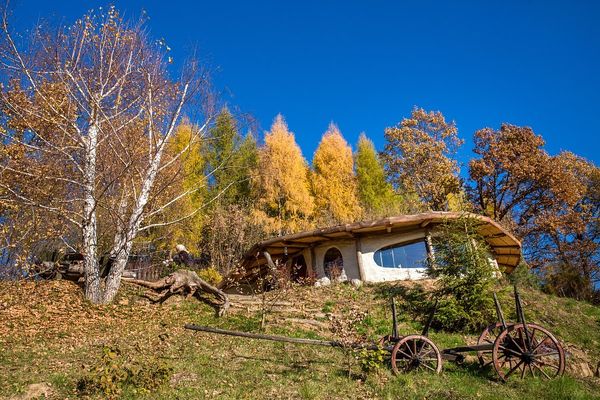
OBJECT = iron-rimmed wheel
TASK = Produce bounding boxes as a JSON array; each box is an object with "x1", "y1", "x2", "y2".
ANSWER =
[
  {"x1": 477, "y1": 322, "x2": 512, "y2": 367},
  {"x1": 492, "y1": 323, "x2": 565, "y2": 381},
  {"x1": 391, "y1": 334, "x2": 442, "y2": 375}
]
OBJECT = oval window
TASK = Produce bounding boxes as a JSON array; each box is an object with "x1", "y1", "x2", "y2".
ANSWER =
[{"x1": 373, "y1": 241, "x2": 428, "y2": 269}]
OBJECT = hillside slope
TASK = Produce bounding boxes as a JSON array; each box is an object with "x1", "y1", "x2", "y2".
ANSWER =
[{"x1": 0, "y1": 280, "x2": 599, "y2": 399}]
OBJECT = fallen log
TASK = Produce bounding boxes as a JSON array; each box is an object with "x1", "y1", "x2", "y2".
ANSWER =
[{"x1": 124, "y1": 269, "x2": 229, "y2": 317}]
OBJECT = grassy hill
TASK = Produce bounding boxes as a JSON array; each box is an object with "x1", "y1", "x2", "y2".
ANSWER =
[{"x1": 1, "y1": 279, "x2": 599, "y2": 399}]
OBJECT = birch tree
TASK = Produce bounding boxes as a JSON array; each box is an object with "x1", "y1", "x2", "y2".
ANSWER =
[{"x1": 0, "y1": 7, "x2": 214, "y2": 303}]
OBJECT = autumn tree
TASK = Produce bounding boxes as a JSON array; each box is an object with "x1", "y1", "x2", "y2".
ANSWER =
[
  {"x1": 469, "y1": 124, "x2": 599, "y2": 300},
  {"x1": 254, "y1": 114, "x2": 313, "y2": 235},
  {"x1": 354, "y1": 133, "x2": 402, "y2": 218},
  {"x1": 142, "y1": 122, "x2": 206, "y2": 254},
  {"x1": 520, "y1": 153, "x2": 599, "y2": 300},
  {"x1": 0, "y1": 7, "x2": 215, "y2": 303},
  {"x1": 382, "y1": 107, "x2": 463, "y2": 211},
  {"x1": 469, "y1": 124, "x2": 552, "y2": 224},
  {"x1": 311, "y1": 124, "x2": 361, "y2": 224}
]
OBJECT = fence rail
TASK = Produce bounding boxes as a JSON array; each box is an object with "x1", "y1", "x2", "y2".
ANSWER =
[{"x1": 124, "y1": 252, "x2": 171, "y2": 281}]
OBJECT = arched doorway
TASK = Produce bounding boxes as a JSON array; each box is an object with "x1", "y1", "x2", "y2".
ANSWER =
[
  {"x1": 291, "y1": 255, "x2": 308, "y2": 283},
  {"x1": 323, "y1": 247, "x2": 343, "y2": 280}
]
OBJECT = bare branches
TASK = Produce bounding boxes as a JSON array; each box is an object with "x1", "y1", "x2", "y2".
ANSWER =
[{"x1": 0, "y1": 5, "x2": 216, "y2": 303}]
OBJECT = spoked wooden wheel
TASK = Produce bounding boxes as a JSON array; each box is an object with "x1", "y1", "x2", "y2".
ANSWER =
[
  {"x1": 477, "y1": 322, "x2": 511, "y2": 367},
  {"x1": 391, "y1": 334, "x2": 442, "y2": 375},
  {"x1": 492, "y1": 323, "x2": 565, "y2": 381}
]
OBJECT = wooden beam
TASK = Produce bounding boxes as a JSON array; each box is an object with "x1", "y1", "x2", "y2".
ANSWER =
[
  {"x1": 484, "y1": 233, "x2": 507, "y2": 239},
  {"x1": 268, "y1": 242, "x2": 311, "y2": 248},
  {"x1": 263, "y1": 251, "x2": 276, "y2": 272}
]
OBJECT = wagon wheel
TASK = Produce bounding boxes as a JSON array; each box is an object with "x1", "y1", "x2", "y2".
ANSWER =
[
  {"x1": 477, "y1": 322, "x2": 511, "y2": 367},
  {"x1": 391, "y1": 334, "x2": 442, "y2": 375},
  {"x1": 492, "y1": 323, "x2": 565, "y2": 381}
]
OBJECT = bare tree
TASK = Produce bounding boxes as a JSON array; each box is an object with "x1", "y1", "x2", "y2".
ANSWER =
[{"x1": 0, "y1": 6, "x2": 215, "y2": 303}]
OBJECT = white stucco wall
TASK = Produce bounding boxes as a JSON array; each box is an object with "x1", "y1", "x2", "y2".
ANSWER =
[
  {"x1": 308, "y1": 230, "x2": 431, "y2": 282},
  {"x1": 358, "y1": 229, "x2": 429, "y2": 282},
  {"x1": 312, "y1": 240, "x2": 361, "y2": 280}
]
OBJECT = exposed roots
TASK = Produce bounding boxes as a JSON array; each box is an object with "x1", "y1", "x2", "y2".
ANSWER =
[{"x1": 124, "y1": 269, "x2": 230, "y2": 317}]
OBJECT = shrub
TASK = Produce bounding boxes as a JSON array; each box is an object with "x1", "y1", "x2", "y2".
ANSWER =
[
  {"x1": 508, "y1": 260, "x2": 540, "y2": 289},
  {"x1": 77, "y1": 346, "x2": 172, "y2": 397},
  {"x1": 425, "y1": 216, "x2": 498, "y2": 332},
  {"x1": 198, "y1": 266, "x2": 223, "y2": 286},
  {"x1": 356, "y1": 347, "x2": 386, "y2": 373}
]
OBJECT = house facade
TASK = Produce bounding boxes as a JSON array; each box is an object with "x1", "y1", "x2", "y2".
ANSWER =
[{"x1": 236, "y1": 212, "x2": 521, "y2": 286}]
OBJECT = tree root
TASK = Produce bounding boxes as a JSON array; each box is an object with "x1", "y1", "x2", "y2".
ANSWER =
[{"x1": 124, "y1": 269, "x2": 230, "y2": 316}]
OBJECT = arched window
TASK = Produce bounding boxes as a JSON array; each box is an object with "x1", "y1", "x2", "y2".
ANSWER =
[
  {"x1": 323, "y1": 247, "x2": 343, "y2": 279},
  {"x1": 373, "y1": 240, "x2": 429, "y2": 269}
]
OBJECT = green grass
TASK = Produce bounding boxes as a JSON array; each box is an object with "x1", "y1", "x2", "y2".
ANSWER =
[{"x1": 0, "y1": 280, "x2": 599, "y2": 399}]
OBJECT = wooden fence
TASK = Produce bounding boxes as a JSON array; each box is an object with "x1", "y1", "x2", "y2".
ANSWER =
[{"x1": 124, "y1": 252, "x2": 171, "y2": 281}]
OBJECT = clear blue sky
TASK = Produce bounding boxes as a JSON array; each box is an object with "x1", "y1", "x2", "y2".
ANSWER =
[{"x1": 11, "y1": 0, "x2": 600, "y2": 170}]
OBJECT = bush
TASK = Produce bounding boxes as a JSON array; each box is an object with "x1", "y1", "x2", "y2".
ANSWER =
[
  {"x1": 356, "y1": 347, "x2": 386, "y2": 373},
  {"x1": 508, "y1": 260, "x2": 540, "y2": 289},
  {"x1": 425, "y1": 216, "x2": 498, "y2": 332},
  {"x1": 198, "y1": 266, "x2": 223, "y2": 286},
  {"x1": 77, "y1": 346, "x2": 172, "y2": 398}
]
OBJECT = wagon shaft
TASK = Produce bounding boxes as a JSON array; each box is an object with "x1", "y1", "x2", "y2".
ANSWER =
[{"x1": 184, "y1": 324, "x2": 379, "y2": 350}]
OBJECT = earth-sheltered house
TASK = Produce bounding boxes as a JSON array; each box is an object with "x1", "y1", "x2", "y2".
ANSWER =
[{"x1": 233, "y1": 212, "x2": 521, "y2": 288}]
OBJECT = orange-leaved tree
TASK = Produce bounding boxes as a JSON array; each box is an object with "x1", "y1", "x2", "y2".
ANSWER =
[
  {"x1": 311, "y1": 123, "x2": 361, "y2": 225},
  {"x1": 254, "y1": 115, "x2": 314, "y2": 235},
  {"x1": 469, "y1": 124, "x2": 599, "y2": 300}
]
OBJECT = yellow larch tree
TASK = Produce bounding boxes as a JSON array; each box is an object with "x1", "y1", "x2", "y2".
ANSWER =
[
  {"x1": 311, "y1": 123, "x2": 362, "y2": 225},
  {"x1": 143, "y1": 122, "x2": 206, "y2": 253},
  {"x1": 255, "y1": 115, "x2": 314, "y2": 235}
]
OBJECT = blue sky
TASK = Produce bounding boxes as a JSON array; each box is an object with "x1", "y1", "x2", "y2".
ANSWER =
[{"x1": 10, "y1": 0, "x2": 600, "y2": 170}]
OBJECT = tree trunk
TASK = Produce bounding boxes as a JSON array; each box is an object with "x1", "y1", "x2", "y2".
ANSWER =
[
  {"x1": 101, "y1": 115, "x2": 179, "y2": 303},
  {"x1": 83, "y1": 124, "x2": 101, "y2": 303}
]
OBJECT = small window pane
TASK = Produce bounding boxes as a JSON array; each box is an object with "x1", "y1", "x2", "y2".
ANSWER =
[
  {"x1": 380, "y1": 249, "x2": 394, "y2": 268},
  {"x1": 393, "y1": 246, "x2": 405, "y2": 268}
]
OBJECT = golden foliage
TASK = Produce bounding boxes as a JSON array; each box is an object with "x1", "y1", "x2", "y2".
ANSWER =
[
  {"x1": 382, "y1": 107, "x2": 463, "y2": 211},
  {"x1": 311, "y1": 123, "x2": 361, "y2": 224},
  {"x1": 255, "y1": 115, "x2": 314, "y2": 235},
  {"x1": 143, "y1": 123, "x2": 206, "y2": 253}
]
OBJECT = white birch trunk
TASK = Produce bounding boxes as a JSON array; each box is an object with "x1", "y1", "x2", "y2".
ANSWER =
[
  {"x1": 101, "y1": 146, "x2": 165, "y2": 303},
  {"x1": 101, "y1": 86, "x2": 188, "y2": 303},
  {"x1": 82, "y1": 124, "x2": 101, "y2": 303}
]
